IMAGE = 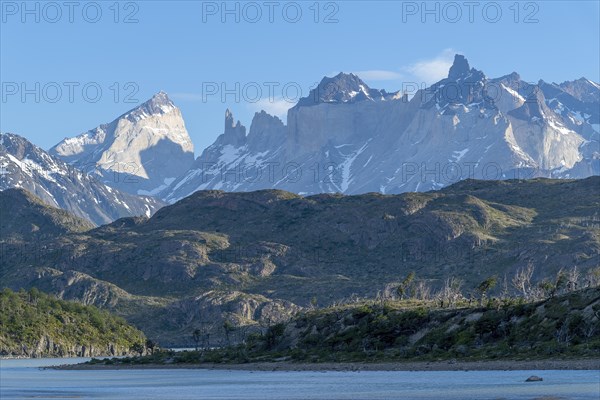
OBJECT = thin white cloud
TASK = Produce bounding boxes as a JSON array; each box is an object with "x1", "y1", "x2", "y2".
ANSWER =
[
  {"x1": 251, "y1": 97, "x2": 293, "y2": 120},
  {"x1": 174, "y1": 50, "x2": 458, "y2": 110},
  {"x1": 403, "y1": 48, "x2": 458, "y2": 85},
  {"x1": 353, "y1": 70, "x2": 403, "y2": 81}
]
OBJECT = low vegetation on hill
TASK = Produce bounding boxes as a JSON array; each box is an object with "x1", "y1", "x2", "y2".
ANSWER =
[
  {"x1": 0, "y1": 288, "x2": 146, "y2": 358},
  {"x1": 89, "y1": 287, "x2": 600, "y2": 366}
]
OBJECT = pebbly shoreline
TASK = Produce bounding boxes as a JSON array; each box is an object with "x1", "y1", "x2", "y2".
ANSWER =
[{"x1": 52, "y1": 358, "x2": 600, "y2": 372}]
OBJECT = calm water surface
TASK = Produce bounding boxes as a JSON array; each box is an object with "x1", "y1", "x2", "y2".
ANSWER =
[{"x1": 0, "y1": 358, "x2": 598, "y2": 400}]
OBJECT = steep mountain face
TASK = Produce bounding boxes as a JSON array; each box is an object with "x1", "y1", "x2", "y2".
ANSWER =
[
  {"x1": 558, "y1": 77, "x2": 600, "y2": 104},
  {"x1": 2, "y1": 178, "x2": 598, "y2": 345},
  {"x1": 161, "y1": 55, "x2": 599, "y2": 202},
  {"x1": 0, "y1": 133, "x2": 165, "y2": 226},
  {"x1": 537, "y1": 78, "x2": 600, "y2": 177},
  {"x1": 50, "y1": 92, "x2": 194, "y2": 196}
]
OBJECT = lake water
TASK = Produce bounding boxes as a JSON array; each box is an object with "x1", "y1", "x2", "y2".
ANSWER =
[{"x1": 1, "y1": 358, "x2": 598, "y2": 399}]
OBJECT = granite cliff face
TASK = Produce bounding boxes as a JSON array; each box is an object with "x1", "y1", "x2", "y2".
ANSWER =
[
  {"x1": 161, "y1": 55, "x2": 599, "y2": 202},
  {"x1": 41, "y1": 55, "x2": 597, "y2": 204},
  {"x1": 50, "y1": 92, "x2": 194, "y2": 196}
]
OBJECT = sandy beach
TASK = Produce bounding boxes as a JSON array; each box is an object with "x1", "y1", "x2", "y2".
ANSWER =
[{"x1": 53, "y1": 358, "x2": 600, "y2": 372}]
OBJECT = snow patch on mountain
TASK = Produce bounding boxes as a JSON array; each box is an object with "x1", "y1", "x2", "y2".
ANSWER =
[{"x1": 1, "y1": 132, "x2": 165, "y2": 225}]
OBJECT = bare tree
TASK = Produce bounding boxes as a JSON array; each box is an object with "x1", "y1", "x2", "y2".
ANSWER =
[
  {"x1": 438, "y1": 277, "x2": 463, "y2": 308},
  {"x1": 414, "y1": 280, "x2": 432, "y2": 301},
  {"x1": 511, "y1": 262, "x2": 534, "y2": 300},
  {"x1": 529, "y1": 284, "x2": 547, "y2": 301},
  {"x1": 498, "y1": 273, "x2": 518, "y2": 307}
]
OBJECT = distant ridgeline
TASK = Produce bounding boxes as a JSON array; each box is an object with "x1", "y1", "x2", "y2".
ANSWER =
[{"x1": 0, "y1": 288, "x2": 146, "y2": 358}]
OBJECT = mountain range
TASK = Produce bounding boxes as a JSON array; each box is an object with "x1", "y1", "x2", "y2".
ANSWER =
[
  {"x1": 160, "y1": 54, "x2": 599, "y2": 202},
  {"x1": 1, "y1": 54, "x2": 598, "y2": 225},
  {"x1": 1, "y1": 54, "x2": 599, "y2": 344},
  {"x1": 0, "y1": 133, "x2": 164, "y2": 226}
]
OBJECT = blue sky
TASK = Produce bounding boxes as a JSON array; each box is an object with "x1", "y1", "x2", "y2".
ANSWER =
[{"x1": 1, "y1": 0, "x2": 599, "y2": 153}]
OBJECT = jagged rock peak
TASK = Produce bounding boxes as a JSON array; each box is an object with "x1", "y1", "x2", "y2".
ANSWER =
[
  {"x1": 248, "y1": 110, "x2": 285, "y2": 140},
  {"x1": 495, "y1": 71, "x2": 521, "y2": 83},
  {"x1": 507, "y1": 71, "x2": 521, "y2": 81},
  {"x1": 296, "y1": 72, "x2": 390, "y2": 106},
  {"x1": 448, "y1": 54, "x2": 471, "y2": 80},
  {"x1": 224, "y1": 109, "x2": 246, "y2": 133},
  {"x1": 1, "y1": 132, "x2": 53, "y2": 163},
  {"x1": 220, "y1": 109, "x2": 247, "y2": 148},
  {"x1": 127, "y1": 91, "x2": 176, "y2": 120},
  {"x1": 562, "y1": 77, "x2": 600, "y2": 88},
  {"x1": 148, "y1": 90, "x2": 173, "y2": 107},
  {"x1": 325, "y1": 72, "x2": 367, "y2": 87},
  {"x1": 251, "y1": 110, "x2": 284, "y2": 128},
  {"x1": 558, "y1": 78, "x2": 600, "y2": 103},
  {"x1": 317, "y1": 72, "x2": 371, "y2": 97},
  {"x1": 156, "y1": 56, "x2": 599, "y2": 200}
]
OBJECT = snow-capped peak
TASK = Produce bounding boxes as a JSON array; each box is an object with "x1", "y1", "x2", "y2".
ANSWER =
[
  {"x1": 49, "y1": 92, "x2": 194, "y2": 196},
  {"x1": 123, "y1": 91, "x2": 176, "y2": 123},
  {"x1": 295, "y1": 72, "x2": 391, "y2": 106}
]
